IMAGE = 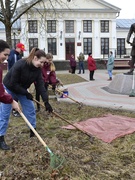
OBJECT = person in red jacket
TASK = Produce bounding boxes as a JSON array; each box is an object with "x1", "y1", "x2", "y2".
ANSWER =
[
  {"x1": 87, "y1": 52, "x2": 97, "y2": 81},
  {"x1": 35, "y1": 53, "x2": 62, "y2": 112},
  {"x1": 0, "y1": 39, "x2": 20, "y2": 150}
]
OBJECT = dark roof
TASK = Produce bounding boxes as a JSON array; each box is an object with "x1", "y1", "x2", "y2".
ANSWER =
[{"x1": 116, "y1": 19, "x2": 135, "y2": 29}]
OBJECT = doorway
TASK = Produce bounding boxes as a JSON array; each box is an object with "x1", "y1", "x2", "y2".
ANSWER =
[{"x1": 65, "y1": 38, "x2": 75, "y2": 60}]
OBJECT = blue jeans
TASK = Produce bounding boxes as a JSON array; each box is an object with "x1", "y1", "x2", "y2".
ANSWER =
[
  {"x1": 108, "y1": 70, "x2": 112, "y2": 78},
  {"x1": 78, "y1": 61, "x2": 85, "y2": 74},
  {"x1": 0, "y1": 87, "x2": 36, "y2": 136}
]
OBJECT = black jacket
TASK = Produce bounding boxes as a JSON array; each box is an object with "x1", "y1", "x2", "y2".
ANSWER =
[{"x1": 3, "y1": 59, "x2": 48, "y2": 102}]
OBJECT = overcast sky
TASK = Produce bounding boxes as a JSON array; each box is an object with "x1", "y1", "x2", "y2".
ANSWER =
[{"x1": 105, "y1": 0, "x2": 135, "y2": 19}]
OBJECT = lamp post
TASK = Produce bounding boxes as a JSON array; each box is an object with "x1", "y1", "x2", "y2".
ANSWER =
[
  {"x1": 13, "y1": 32, "x2": 16, "y2": 48},
  {"x1": 78, "y1": 31, "x2": 81, "y2": 40},
  {"x1": 60, "y1": 31, "x2": 62, "y2": 40}
]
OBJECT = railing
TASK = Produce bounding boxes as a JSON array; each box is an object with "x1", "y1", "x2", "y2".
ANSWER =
[{"x1": 101, "y1": 48, "x2": 131, "y2": 59}]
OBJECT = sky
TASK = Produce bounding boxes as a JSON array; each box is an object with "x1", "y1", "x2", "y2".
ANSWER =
[{"x1": 105, "y1": 0, "x2": 135, "y2": 19}]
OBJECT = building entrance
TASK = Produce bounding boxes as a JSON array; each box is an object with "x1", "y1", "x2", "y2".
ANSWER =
[{"x1": 65, "y1": 38, "x2": 75, "y2": 60}]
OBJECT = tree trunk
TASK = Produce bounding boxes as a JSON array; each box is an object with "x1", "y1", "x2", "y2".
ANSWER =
[{"x1": 5, "y1": 24, "x2": 12, "y2": 48}]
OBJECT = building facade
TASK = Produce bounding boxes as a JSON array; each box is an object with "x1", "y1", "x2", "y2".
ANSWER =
[
  {"x1": 0, "y1": 0, "x2": 135, "y2": 62},
  {"x1": 19, "y1": 0, "x2": 121, "y2": 60}
]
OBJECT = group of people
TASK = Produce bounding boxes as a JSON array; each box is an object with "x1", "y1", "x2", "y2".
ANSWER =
[
  {"x1": 1, "y1": 22, "x2": 134, "y2": 150},
  {"x1": 69, "y1": 52, "x2": 85, "y2": 74},
  {"x1": 69, "y1": 51, "x2": 114, "y2": 81},
  {"x1": 0, "y1": 40, "x2": 63, "y2": 150}
]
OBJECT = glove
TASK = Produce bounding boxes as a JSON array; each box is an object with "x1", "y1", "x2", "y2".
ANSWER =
[
  {"x1": 44, "y1": 102, "x2": 53, "y2": 113},
  {"x1": 52, "y1": 85, "x2": 56, "y2": 91},
  {"x1": 26, "y1": 92, "x2": 33, "y2": 100}
]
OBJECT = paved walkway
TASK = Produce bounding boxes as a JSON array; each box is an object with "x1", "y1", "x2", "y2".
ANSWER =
[{"x1": 56, "y1": 69, "x2": 135, "y2": 111}]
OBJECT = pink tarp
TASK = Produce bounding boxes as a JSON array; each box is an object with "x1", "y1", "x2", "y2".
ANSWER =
[{"x1": 62, "y1": 114, "x2": 135, "y2": 143}]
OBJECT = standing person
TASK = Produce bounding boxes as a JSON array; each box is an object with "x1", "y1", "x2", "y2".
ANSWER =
[
  {"x1": 0, "y1": 39, "x2": 20, "y2": 150},
  {"x1": 7, "y1": 43, "x2": 25, "y2": 70},
  {"x1": 124, "y1": 23, "x2": 135, "y2": 75},
  {"x1": 7, "y1": 43, "x2": 26, "y2": 117},
  {"x1": 69, "y1": 54, "x2": 76, "y2": 74},
  {"x1": 77, "y1": 52, "x2": 85, "y2": 74},
  {"x1": 107, "y1": 51, "x2": 114, "y2": 81},
  {"x1": 87, "y1": 52, "x2": 96, "y2": 81},
  {"x1": 0, "y1": 48, "x2": 53, "y2": 150},
  {"x1": 35, "y1": 52, "x2": 63, "y2": 112}
]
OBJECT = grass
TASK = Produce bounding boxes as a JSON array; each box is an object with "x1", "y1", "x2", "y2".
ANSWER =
[{"x1": 1, "y1": 73, "x2": 135, "y2": 179}]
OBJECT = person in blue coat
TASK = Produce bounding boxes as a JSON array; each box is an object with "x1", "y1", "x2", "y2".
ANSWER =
[
  {"x1": 107, "y1": 51, "x2": 114, "y2": 81},
  {"x1": 7, "y1": 43, "x2": 25, "y2": 70}
]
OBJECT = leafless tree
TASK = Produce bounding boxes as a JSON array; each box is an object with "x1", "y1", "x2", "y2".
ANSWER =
[
  {"x1": 0, "y1": 0, "x2": 72, "y2": 47},
  {"x1": 0, "y1": 0, "x2": 43, "y2": 47}
]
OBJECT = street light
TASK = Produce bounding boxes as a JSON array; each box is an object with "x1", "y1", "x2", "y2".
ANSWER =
[
  {"x1": 13, "y1": 32, "x2": 16, "y2": 48},
  {"x1": 78, "y1": 31, "x2": 81, "y2": 40}
]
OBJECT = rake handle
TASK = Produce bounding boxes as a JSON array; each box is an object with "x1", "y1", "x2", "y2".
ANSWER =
[
  {"x1": 18, "y1": 110, "x2": 47, "y2": 148},
  {"x1": 49, "y1": 85, "x2": 81, "y2": 105},
  {"x1": 33, "y1": 99, "x2": 91, "y2": 138}
]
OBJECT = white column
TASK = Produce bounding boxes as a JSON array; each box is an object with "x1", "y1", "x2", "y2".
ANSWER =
[
  {"x1": 93, "y1": 19, "x2": 100, "y2": 58},
  {"x1": 76, "y1": 20, "x2": 82, "y2": 58},
  {"x1": 20, "y1": 19, "x2": 29, "y2": 56},
  {"x1": 58, "y1": 20, "x2": 65, "y2": 60},
  {"x1": 39, "y1": 23, "x2": 46, "y2": 51},
  {"x1": 111, "y1": 19, "x2": 116, "y2": 54}
]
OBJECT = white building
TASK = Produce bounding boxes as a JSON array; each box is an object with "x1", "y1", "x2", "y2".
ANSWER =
[
  {"x1": 0, "y1": 0, "x2": 135, "y2": 61},
  {"x1": 19, "y1": 0, "x2": 121, "y2": 60}
]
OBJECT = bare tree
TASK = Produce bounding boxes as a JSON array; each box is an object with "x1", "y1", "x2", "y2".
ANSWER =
[{"x1": 0, "y1": 0, "x2": 43, "y2": 47}]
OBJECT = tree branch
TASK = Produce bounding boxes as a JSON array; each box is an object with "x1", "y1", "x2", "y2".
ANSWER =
[
  {"x1": 0, "y1": 0, "x2": 6, "y2": 22},
  {"x1": 12, "y1": 0, "x2": 43, "y2": 25}
]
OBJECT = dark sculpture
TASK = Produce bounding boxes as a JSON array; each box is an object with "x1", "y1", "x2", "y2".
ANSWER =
[{"x1": 124, "y1": 23, "x2": 135, "y2": 75}]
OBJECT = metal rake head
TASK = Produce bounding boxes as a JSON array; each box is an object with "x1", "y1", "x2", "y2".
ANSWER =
[{"x1": 50, "y1": 153, "x2": 65, "y2": 169}]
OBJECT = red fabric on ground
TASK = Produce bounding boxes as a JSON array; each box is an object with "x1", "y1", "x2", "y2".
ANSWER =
[{"x1": 62, "y1": 114, "x2": 135, "y2": 143}]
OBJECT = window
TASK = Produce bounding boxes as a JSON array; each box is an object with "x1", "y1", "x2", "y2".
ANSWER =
[
  {"x1": 47, "y1": 38, "x2": 57, "y2": 55},
  {"x1": 101, "y1": 38, "x2": 109, "y2": 55},
  {"x1": 83, "y1": 38, "x2": 92, "y2": 55},
  {"x1": 28, "y1": 20, "x2": 38, "y2": 33},
  {"x1": 12, "y1": 39, "x2": 20, "y2": 48},
  {"x1": 29, "y1": 38, "x2": 38, "y2": 52},
  {"x1": 101, "y1": 20, "x2": 109, "y2": 32},
  {"x1": 65, "y1": 20, "x2": 74, "y2": 33},
  {"x1": 117, "y1": 38, "x2": 125, "y2": 56},
  {"x1": 47, "y1": 20, "x2": 56, "y2": 33},
  {"x1": 83, "y1": 20, "x2": 92, "y2": 32}
]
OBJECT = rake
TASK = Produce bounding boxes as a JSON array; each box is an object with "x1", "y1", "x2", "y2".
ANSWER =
[
  {"x1": 49, "y1": 84, "x2": 83, "y2": 110},
  {"x1": 33, "y1": 99, "x2": 94, "y2": 143},
  {"x1": 18, "y1": 109, "x2": 65, "y2": 169}
]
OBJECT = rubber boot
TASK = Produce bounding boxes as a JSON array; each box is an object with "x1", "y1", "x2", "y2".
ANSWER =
[
  {"x1": 30, "y1": 129, "x2": 36, "y2": 138},
  {"x1": 0, "y1": 136, "x2": 10, "y2": 150}
]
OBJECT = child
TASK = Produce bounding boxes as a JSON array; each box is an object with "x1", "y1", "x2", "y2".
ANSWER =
[{"x1": 35, "y1": 53, "x2": 63, "y2": 112}]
